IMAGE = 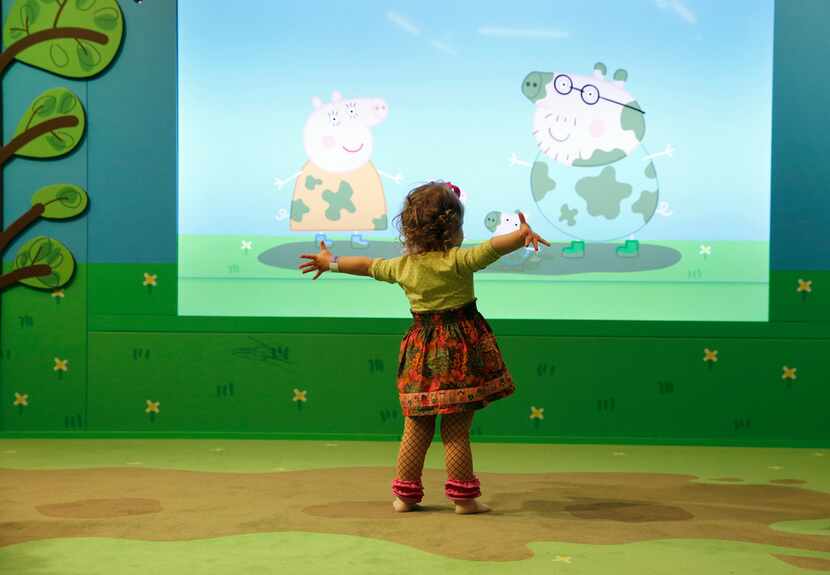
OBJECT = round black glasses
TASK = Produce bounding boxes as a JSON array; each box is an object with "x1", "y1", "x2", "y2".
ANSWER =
[{"x1": 553, "y1": 74, "x2": 645, "y2": 114}]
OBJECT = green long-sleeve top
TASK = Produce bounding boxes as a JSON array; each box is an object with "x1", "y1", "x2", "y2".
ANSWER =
[{"x1": 368, "y1": 239, "x2": 501, "y2": 312}]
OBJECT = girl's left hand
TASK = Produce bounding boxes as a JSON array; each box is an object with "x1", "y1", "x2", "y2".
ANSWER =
[
  {"x1": 298, "y1": 241, "x2": 333, "y2": 280},
  {"x1": 518, "y1": 212, "x2": 551, "y2": 252}
]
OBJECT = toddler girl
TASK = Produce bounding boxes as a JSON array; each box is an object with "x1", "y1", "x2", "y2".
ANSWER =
[{"x1": 299, "y1": 181, "x2": 549, "y2": 514}]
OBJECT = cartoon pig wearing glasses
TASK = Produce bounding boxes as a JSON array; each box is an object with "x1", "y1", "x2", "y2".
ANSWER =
[{"x1": 521, "y1": 62, "x2": 660, "y2": 258}]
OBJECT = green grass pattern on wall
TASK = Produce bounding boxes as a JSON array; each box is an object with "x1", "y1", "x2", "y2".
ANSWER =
[{"x1": 2, "y1": 263, "x2": 828, "y2": 443}]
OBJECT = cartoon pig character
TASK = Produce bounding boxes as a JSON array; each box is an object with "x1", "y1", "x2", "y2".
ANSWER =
[
  {"x1": 276, "y1": 91, "x2": 400, "y2": 248},
  {"x1": 520, "y1": 63, "x2": 659, "y2": 258},
  {"x1": 484, "y1": 210, "x2": 542, "y2": 268}
]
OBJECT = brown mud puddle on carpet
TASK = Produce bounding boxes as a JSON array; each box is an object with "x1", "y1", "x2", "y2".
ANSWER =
[{"x1": 2, "y1": 468, "x2": 829, "y2": 563}]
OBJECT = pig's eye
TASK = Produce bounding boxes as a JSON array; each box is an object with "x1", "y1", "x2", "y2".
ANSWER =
[
  {"x1": 581, "y1": 85, "x2": 600, "y2": 105},
  {"x1": 347, "y1": 105, "x2": 358, "y2": 118}
]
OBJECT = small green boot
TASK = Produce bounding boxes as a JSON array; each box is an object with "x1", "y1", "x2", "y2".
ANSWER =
[
  {"x1": 562, "y1": 240, "x2": 585, "y2": 259},
  {"x1": 616, "y1": 239, "x2": 640, "y2": 258}
]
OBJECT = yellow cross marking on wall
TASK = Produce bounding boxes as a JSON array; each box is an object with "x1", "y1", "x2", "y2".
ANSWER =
[{"x1": 797, "y1": 278, "x2": 812, "y2": 293}]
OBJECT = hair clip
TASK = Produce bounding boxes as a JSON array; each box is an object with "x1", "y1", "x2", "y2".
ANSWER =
[{"x1": 445, "y1": 181, "x2": 461, "y2": 197}]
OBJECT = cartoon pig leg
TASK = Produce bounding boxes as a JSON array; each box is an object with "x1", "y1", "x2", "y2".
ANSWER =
[{"x1": 290, "y1": 92, "x2": 393, "y2": 249}]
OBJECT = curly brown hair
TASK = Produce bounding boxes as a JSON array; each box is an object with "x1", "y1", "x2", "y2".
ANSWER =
[{"x1": 393, "y1": 181, "x2": 464, "y2": 254}]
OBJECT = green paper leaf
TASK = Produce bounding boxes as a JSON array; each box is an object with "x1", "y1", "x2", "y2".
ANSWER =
[
  {"x1": 13, "y1": 87, "x2": 85, "y2": 159},
  {"x1": 3, "y1": 0, "x2": 123, "y2": 78},
  {"x1": 76, "y1": 38, "x2": 101, "y2": 70},
  {"x1": 32, "y1": 183, "x2": 89, "y2": 219},
  {"x1": 49, "y1": 42, "x2": 70, "y2": 68},
  {"x1": 13, "y1": 236, "x2": 75, "y2": 290},
  {"x1": 20, "y1": 0, "x2": 40, "y2": 27},
  {"x1": 34, "y1": 93, "x2": 57, "y2": 116},
  {"x1": 93, "y1": 7, "x2": 119, "y2": 30}
]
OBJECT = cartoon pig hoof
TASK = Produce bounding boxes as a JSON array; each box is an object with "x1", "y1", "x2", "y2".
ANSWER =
[
  {"x1": 561, "y1": 240, "x2": 585, "y2": 259},
  {"x1": 350, "y1": 233, "x2": 369, "y2": 249},
  {"x1": 314, "y1": 233, "x2": 333, "y2": 248},
  {"x1": 616, "y1": 239, "x2": 639, "y2": 258}
]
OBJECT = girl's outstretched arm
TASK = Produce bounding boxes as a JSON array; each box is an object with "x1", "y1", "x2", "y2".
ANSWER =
[
  {"x1": 490, "y1": 212, "x2": 550, "y2": 255},
  {"x1": 299, "y1": 241, "x2": 372, "y2": 279}
]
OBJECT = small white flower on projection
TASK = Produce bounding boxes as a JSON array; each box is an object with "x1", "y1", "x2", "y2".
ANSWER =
[
  {"x1": 241, "y1": 240, "x2": 253, "y2": 253},
  {"x1": 274, "y1": 208, "x2": 288, "y2": 222},
  {"x1": 699, "y1": 244, "x2": 712, "y2": 260}
]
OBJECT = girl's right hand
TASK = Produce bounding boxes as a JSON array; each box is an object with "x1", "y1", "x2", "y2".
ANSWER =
[
  {"x1": 298, "y1": 241, "x2": 333, "y2": 280},
  {"x1": 518, "y1": 212, "x2": 551, "y2": 251}
]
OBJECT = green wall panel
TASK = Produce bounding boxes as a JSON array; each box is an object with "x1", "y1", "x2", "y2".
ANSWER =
[
  {"x1": 76, "y1": 329, "x2": 829, "y2": 444},
  {"x1": 1, "y1": 267, "x2": 87, "y2": 431},
  {"x1": 87, "y1": 332, "x2": 402, "y2": 434}
]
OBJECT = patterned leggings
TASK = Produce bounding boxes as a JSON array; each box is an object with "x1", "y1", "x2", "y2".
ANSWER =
[{"x1": 391, "y1": 411, "x2": 481, "y2": 503}]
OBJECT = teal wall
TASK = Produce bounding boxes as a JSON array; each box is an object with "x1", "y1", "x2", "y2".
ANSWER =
[{"x1": 1, "y1": 0, "x2": 828, "y2": 445}]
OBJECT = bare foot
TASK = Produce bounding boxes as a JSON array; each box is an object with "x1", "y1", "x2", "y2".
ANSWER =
[
  {"x1": 393, "y1": 498, "x2": 420, "y2": 512},
  {"x1": 453, "y1": 499, "x2": 491, "y2": 515}
]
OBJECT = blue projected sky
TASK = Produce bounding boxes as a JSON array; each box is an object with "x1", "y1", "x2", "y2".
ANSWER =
[{"x1": 178, "y1": 0, "x2": 774, "y2": 241}]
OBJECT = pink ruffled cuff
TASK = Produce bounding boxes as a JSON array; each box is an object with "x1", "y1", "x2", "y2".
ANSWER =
[
  {"x1": 445, "y1": 477, "x2": 481, "y2": 500},
  {"x1": 392, "y1": 479, "x2": 424, "y2": 503}
]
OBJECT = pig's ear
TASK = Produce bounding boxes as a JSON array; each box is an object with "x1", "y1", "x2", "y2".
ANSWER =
[
  {"x1": 311, "y1": 96, "x2": 323, "y2": 109},
  {"x1": 593, "y1": 62, "x2": 607, "y2": 79},
  {"x1": 331, "y1": 90, "x2": 343, "y2": 102},
  {"x1": 613, "y1": 68, "x2": 628, "y2": 87}
]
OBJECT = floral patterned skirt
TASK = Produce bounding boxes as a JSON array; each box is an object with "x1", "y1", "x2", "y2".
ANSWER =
[{"x1": 397, "y1": 299, "x2": 515, "y2": 417}]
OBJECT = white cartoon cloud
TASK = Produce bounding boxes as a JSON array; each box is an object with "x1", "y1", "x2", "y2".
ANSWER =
[
  {"x1": 430, "y1": 39, "x2": 457, "y2": 56},
  {"x1": 477, "y1": 26, "x2": 568, "y2": 39},
  {"x1": 656, "y1": 0, "x2": 697, "y2": 25},
  {"x1": 386, "y1": 10, "x2": 457, "y2": 56},
  {"x1": 386, "y1": 11, "x2": 420, "y2": 36}
]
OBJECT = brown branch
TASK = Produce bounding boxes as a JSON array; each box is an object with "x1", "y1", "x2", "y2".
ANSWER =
[
  {"x1": 0, "y1": 115, "x2": 79, "y2": 167},
  {"x1": 0, "y1": 27, "x2": 109, "y2": 77},
  {"x1": 0, "y1": 203, "x2": 44, "y2": 256},
  {"x1": 0, "y1": 264, "x2": 52, "y2": 291},
  {"x1": 53, "y1": 0, "x2": 69, "y2": 29}
]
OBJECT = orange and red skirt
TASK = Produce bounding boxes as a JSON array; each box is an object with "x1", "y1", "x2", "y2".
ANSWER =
[{"x1": 397, "y1": 299, "x2": 515, "y2": 417}]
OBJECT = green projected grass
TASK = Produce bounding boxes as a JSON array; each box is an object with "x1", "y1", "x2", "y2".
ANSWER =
[{"x1": 179, "y1": 236, "x2": 769, "y2": 321}]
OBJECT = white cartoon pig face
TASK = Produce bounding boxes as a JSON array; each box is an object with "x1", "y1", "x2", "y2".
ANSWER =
[
  {"x1": 484, "y1": 210, "x2": 521, "y2": 235},
  {"x1": 522, "y1": 63, "x2": 646, "y2": 167},
  {"x1": 303, "y1": 91, "x2": 389, "y2": 173}
]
